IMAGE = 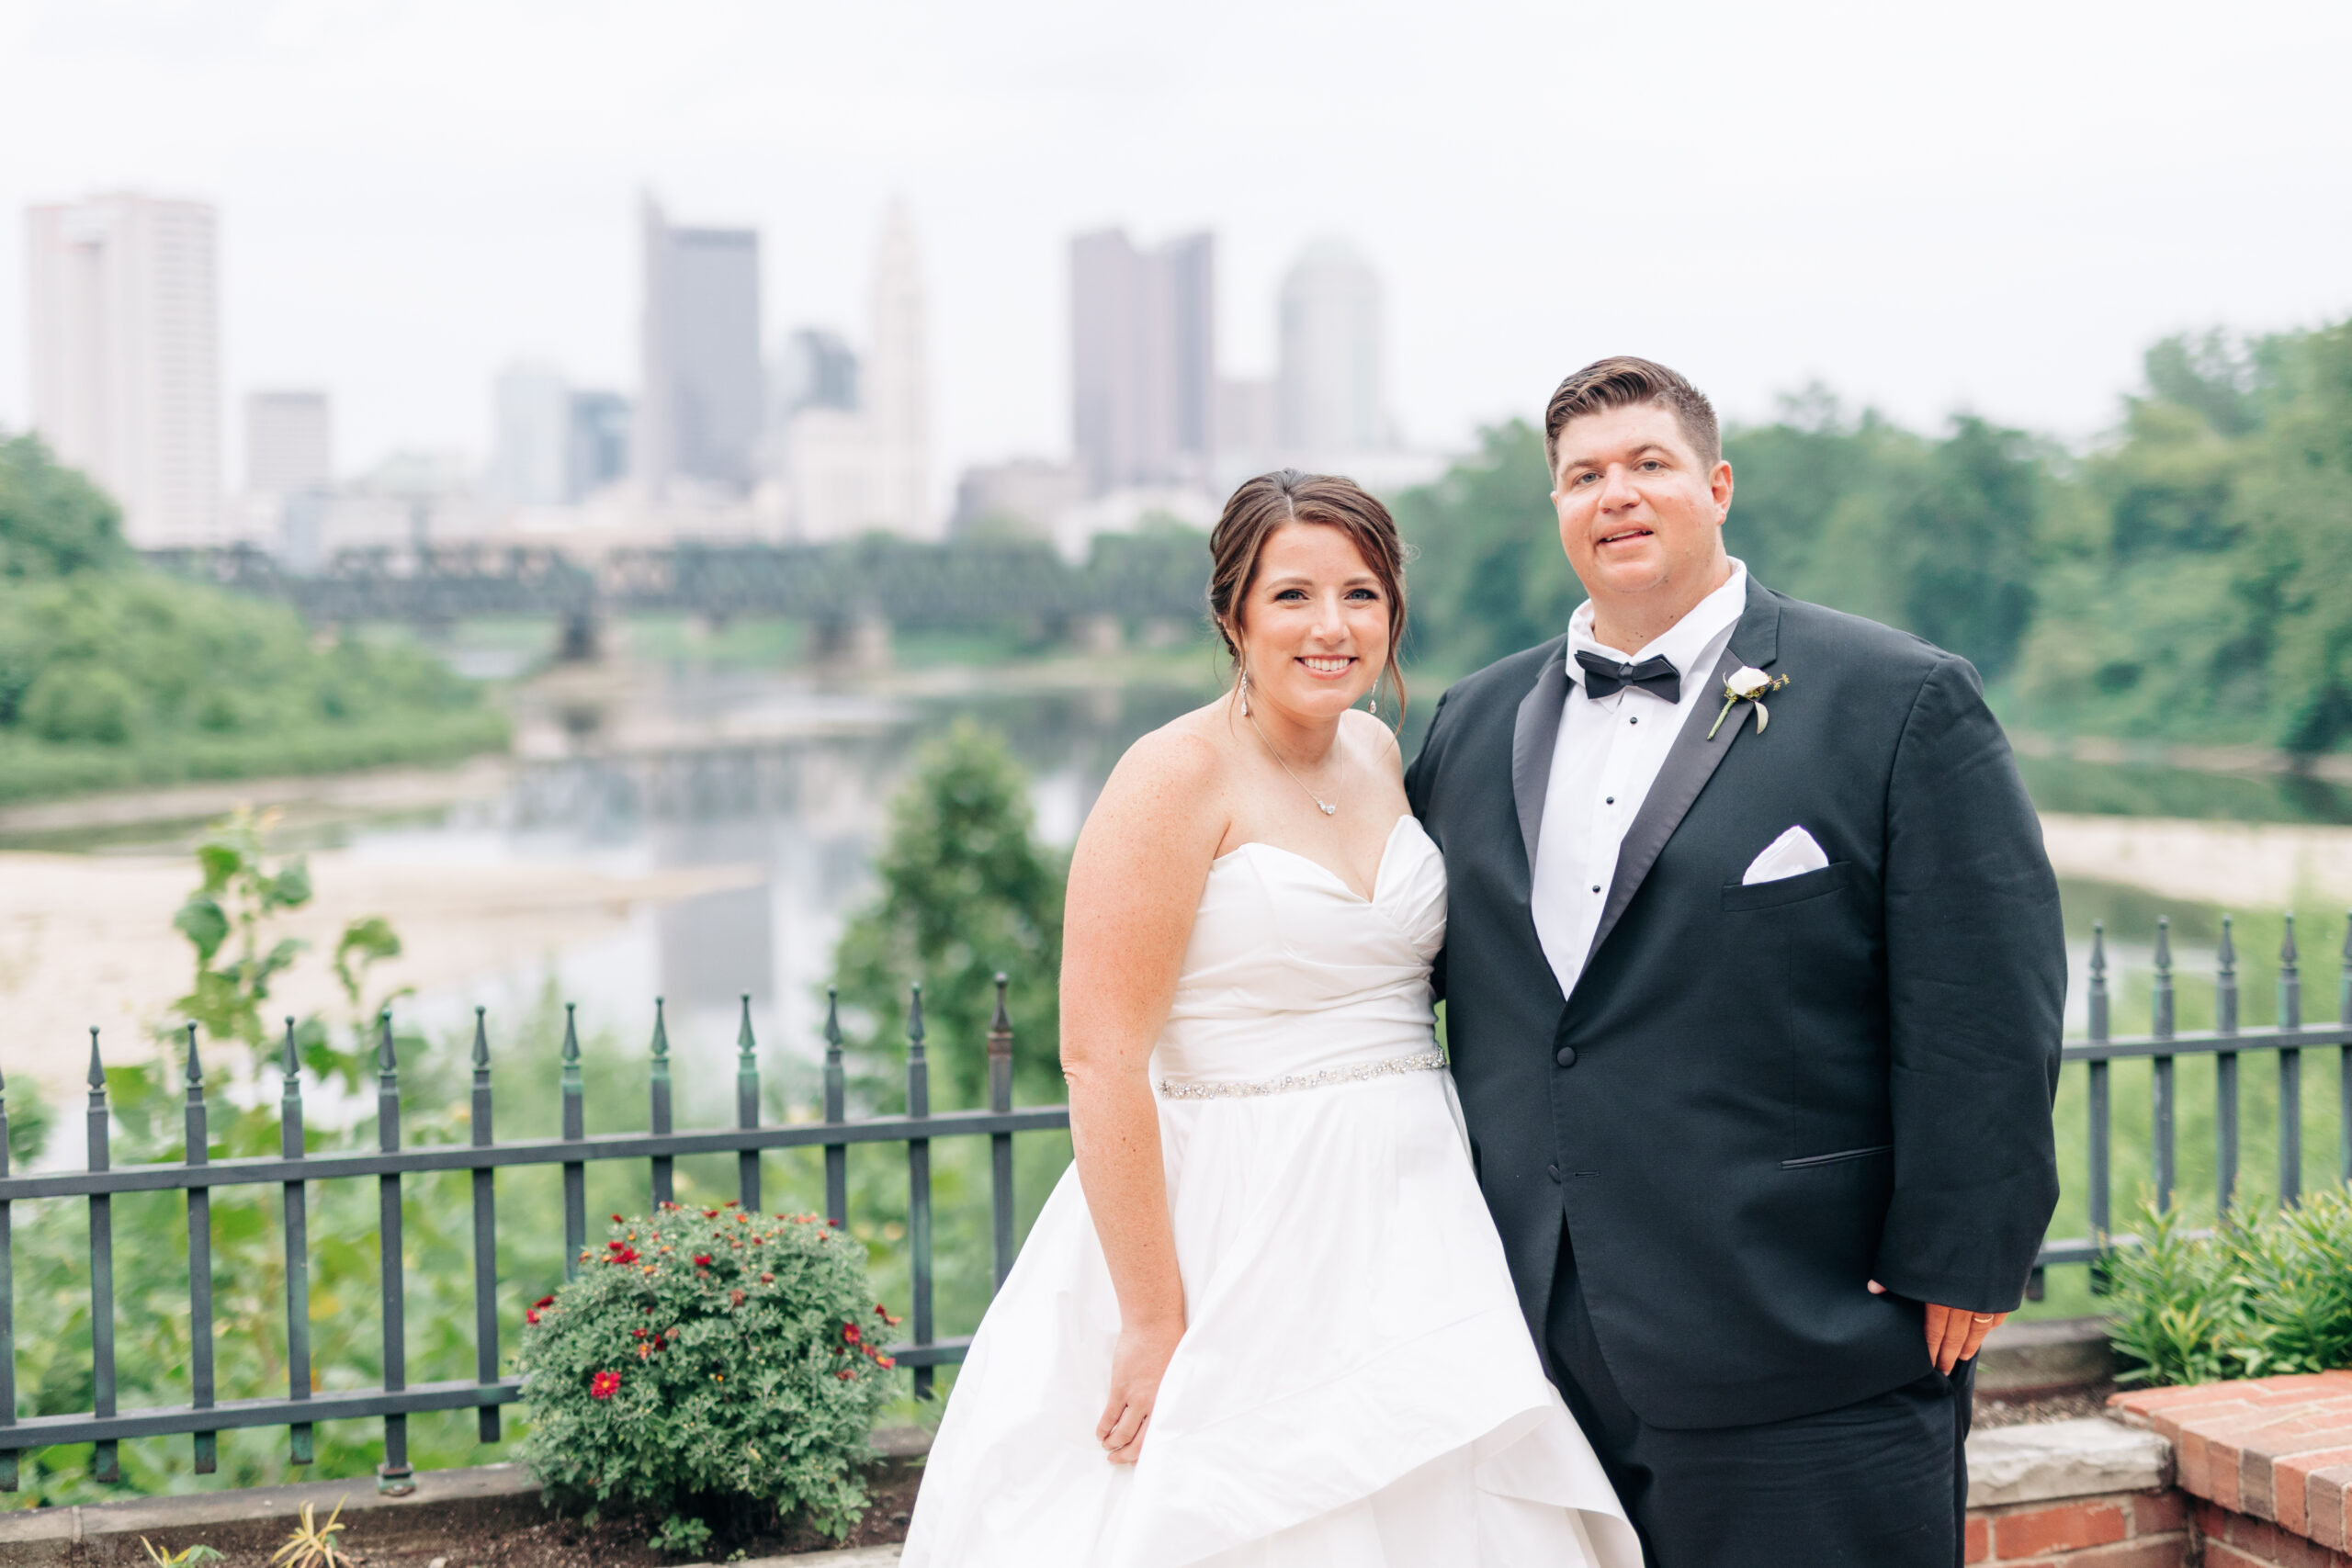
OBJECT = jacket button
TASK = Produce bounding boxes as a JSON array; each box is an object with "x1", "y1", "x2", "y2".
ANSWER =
[
  {"x1": 1547, "y1": 1163, "x2": 1563, "y2": 1182},
  {"x1": 1555, "y1": 1046, "x2": 1577, "y2": 1068}
]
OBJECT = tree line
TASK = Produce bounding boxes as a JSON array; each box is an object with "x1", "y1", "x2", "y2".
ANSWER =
[
  {"x1": 0, "y1": 433, "x2": 507, "y2": 803},
  {"x1": 1394, "y1": 319, "x2": 2352, "y2": 755}
]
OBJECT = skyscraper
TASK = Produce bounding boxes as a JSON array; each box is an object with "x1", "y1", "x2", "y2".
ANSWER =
[
  {"x1": 1069, "y1": 229, "x2": 1215, "y2": 495},
  {"x1": 865, "y1": 202, "x2": 930, "y2": 536},
  {"x1": 1276, "y1": 238, "x2": 1390, "y2": 455},
  {"x1": 565, "y1": 390, "x2": 631, "y2": 502},
  {"x1": 245, "y1": 389, "x2": 332, "y2": 496},
  {"x1": 781, "y1": 204, "x2": 935, "y2": 541},
  {"x1": 637, "y1": 194, "x2": 762, "y2": 495},
  {"x1": 24, "y1": 192, "x2": 223, "y2": 545}
]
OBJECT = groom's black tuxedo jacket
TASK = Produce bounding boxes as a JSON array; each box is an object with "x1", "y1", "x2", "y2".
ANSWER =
[{"x1": 1405, "y1": 578, "x2": 2064, "y2": 1430}]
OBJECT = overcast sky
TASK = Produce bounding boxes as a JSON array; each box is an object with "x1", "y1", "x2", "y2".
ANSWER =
[{"x1": 5, "y1": 0, "x2": 2349, "y2": 493}]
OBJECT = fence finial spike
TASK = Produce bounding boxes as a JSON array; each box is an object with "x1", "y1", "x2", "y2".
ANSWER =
[
  {"x1": 2089, "y1": 921, "x2": 2107, "y2": 977},
  {"x1": 184, "y1": 1021, "x2": 203, "y2": 1088},
  {"x1": 560, "y1": 1002, "x2": 581, "y2": 1064},
  {"x1": 282, "y1": 1016, "x2": 300, "y2": 1078},
  {"x1": 650, "y1": 997, "x2": 670, "y2": 1062},
  {"x1": 2219, "y1": 914, "x2": 2236, "y2": 973},
  {"x1": 991, "y1": 972, "x2": 1012, "y2": 1033},
  {"x1": 824, "y1": 987, "x2": 843, "y2": 1051},
  {"x1": 2281, "y1": 912, "x2": 2300, "y2": 967},
  {"x1": 2154, "y1": 916, "x2": 2172, "y2": 973},
  {"x1": 470, "y1": 1006, "x2": 491, "y2": 1070},
  {"x1": 736, "y1": 994, "x2": 756, "y2": 1062},
  {"x1": 907, "y1": 981, "x2": 926, "y2": 1049},
  {"x1": 378, "y1": 1009, "x2": 399, "y2": 1075},
  {"x1": 86, "y1": 1026, "x2": 106, "y2": 1096}
]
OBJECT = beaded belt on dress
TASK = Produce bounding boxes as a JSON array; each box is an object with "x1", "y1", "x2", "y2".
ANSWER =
[{"x1": 1155, "y1": 1049, "x2": 1447, "y2": 1100}]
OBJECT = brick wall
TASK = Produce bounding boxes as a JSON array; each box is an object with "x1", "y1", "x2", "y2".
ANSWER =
[
  {"x1": 2109, "y1": 1371, "x2": 2352, "y2": 1567},
  {"x1": 1965, "y1": 1489, "x2": 2191, "y2": 1565}
]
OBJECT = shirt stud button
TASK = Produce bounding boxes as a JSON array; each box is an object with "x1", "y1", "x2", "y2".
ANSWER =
[
  {"x1": 1604, "y1": 796, "x2": 1614, "y2": 805},
  {"x1": 1555, "y1": 1046, "x2": 1577, "y2": 1068},
  {"x1": 1589, "y1": 885, "x2": 1600, "y2": 894},
  {"x1": 1628, "y1": 716, "x2": 1639, "y2": 726}
]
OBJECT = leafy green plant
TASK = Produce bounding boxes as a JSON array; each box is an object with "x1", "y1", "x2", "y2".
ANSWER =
[
  {"x1": 518, "y1": 1204, "x2": 896, "y2": 1551},
  {"x1": 141, "y1": 1539, "x2": 226, "y2": 1564},
  {"x1": 2105, "y1": 1189, "x2": 2352, "y2": 1385}
]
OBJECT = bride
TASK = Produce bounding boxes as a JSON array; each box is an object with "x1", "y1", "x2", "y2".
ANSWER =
[{"x1": 902, "y1": 471, "x2": 1636, "y2": 1567}]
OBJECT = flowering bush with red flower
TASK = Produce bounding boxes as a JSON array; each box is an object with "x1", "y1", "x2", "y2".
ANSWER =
[{"x1": 518, "y1": 1202, "x2": 896, "y2": 1554}]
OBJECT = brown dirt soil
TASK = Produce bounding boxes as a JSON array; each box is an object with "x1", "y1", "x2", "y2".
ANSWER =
[{"x1": 1971, "y1": 1379, "x2": 2120, "y2": 1429}]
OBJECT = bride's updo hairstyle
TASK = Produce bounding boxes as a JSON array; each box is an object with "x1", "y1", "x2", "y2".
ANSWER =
[{"x1": 1207, "y1": 468, "x2": 1408, "y2": 721}]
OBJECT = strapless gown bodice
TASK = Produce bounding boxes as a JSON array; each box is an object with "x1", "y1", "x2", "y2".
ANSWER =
[
  {"x1": 902, "y1": 815, "x2": 1636, "y2": 1568},
  {"x1": 1154, "y1": 816, "x2": 1447, "y2": 1083}
]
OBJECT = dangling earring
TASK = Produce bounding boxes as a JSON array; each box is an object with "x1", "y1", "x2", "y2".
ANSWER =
[{"x1": 1238, "y1": 666, "x2": 1251, "y2": 716}]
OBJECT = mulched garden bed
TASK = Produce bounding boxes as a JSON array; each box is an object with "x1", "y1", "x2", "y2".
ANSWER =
[
  {"x1": 344, "y1": 1461, "x2": 923, "y2": 1567},
  {"x1": 1972, "y1": 1378, "x2": 2120, "y2": 1429}
]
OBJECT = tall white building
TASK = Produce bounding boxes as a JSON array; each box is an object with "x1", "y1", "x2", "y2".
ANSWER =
[
  {"x1": 24, "y1": 193, "x2": 223, "y2": 546},
  {"x1": 783, "y1": 204, "x2": 935, "y2": 541},
  {"x1": 492, "y1": 362, "x2": 571, "y2": 506},
  {"x1": 1276, "y1": 238, "x2": 1390, "y2": 456},
  {"x1": 245, "y1": 389, "x2": 332, "y2": 495}
]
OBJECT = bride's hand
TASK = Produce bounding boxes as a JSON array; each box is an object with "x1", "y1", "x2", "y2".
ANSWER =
[{"x1": 1098, "y1": 1316, "x2": 1183, "y2": 1465}]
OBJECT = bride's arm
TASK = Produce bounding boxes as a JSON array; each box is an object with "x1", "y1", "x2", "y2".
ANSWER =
[{"x1": 1060, "y1": 728, "x2": 1224, "y2": 1466}]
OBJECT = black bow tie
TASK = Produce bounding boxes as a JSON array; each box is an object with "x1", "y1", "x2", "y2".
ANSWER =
[{"x1": 1575, "y1": 649, "x2": 1680, "y2": 704}]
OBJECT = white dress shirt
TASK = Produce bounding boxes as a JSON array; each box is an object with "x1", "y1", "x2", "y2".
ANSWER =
[{"x1": 1532, "y1": 560, "x2": 1750, "y2": 998}]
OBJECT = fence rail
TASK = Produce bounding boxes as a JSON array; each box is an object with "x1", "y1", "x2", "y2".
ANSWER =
[
  {"x1": 0, "y1": 977, "x2": 1057, "y2": 1494},
  {"x1": 2, "y1": 914, "x2": 2349, "y2": 1492}
]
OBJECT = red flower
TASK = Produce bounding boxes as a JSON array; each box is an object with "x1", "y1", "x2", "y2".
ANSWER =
[
  {"x1": 875, "y1": 1303, "x2": 902, "y2": 1326},
  {"x1": 590, "y1": 1371, "x2": 622, "y2": 1400},
  {"x1": 759, "y1": 1272, "x2": 774, "y2": 1284},
  {"x1": 632, "y1": 1327, "x2": 647, "y2": 1338},
  {"x1": 693, "y1": 1253, "x2": 713, "y2": 1269},
  {"x1": 876, "y1": 1356, "x2": 897, "y2": 1370},
  {"x1": 729, "y1": 1289, "x2": 746, "y2": 1307},
  {"x1": 606, "y1": 1246, "x2": 639, "y2": 1265},
  {"x1": 842, "y1": 1323, "x2": 863, "y2": 1346},
  {"x1": 703, "y1": 1210, "x2": 719, "y2": 1218},
  {"x1": 525, "y1": 1307, "x2": 543, "y2": 1325},
  {"x1": 611, "y1": 1213, "x2": 624, "y2": 1224},
  {"x1": 607, "y1": 1240, "x2": 626, "y2": 1251},
  {"x1": 636, "y1": 1342, "x2": 652, "y2": 1360},
  {"x1": 534, "y1": 1295, "x2": 557, "y2": 1309},
  {"x1": 836, "y1": 1369, "x2": 855, "y2": 1381}
]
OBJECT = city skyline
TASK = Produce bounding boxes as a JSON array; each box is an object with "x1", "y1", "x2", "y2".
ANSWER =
[{"x1": 3, "y1": 0, "x2": 2349, "y2": 506}]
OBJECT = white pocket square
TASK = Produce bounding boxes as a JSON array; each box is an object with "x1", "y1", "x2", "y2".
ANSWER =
[{"x1": 1742, "y1": 826, "x2": 1829, "y2": 885}]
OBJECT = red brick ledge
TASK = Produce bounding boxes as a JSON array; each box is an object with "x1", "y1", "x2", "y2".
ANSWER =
[{"x1": 2110, "y1": 1371, "x2": 2352, "y2": 1554}]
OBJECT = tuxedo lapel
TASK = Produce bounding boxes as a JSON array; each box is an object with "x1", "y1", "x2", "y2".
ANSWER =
[
  {"x1": 1585, "y1": 583, "x2": 1785, "y2": 965},
  {"x1": 1510, "y1": 637, "x2": 1570, "y2": 880}
]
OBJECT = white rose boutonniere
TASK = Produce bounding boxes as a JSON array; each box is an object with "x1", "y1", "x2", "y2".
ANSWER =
[{"x1": 1708, "y1": 664, "x2": 1792, "y2": 739}]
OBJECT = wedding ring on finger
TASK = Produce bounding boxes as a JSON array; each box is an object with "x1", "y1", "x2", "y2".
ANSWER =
[{"x1": 1972, "y1": 1314, "x2": 1995, "y2": 1323}]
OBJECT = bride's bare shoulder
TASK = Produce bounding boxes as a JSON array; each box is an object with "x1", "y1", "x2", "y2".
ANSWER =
[
  {"x1": 1081, "y1": 704, "x2": 1234, "y2": 852},
  {"x1": 1341, "y1": 707, "x2": 1406, "y2": 779}
]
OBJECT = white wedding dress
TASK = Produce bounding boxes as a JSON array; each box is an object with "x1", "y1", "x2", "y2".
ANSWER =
[{"x1": 903, "y1": 815, "x2": 1638, "y2": 1567}]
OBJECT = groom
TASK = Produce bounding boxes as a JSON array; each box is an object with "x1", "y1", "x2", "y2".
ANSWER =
[{"x1": 1406, "y1": 357, "x2": 2064, "y2": 1566}]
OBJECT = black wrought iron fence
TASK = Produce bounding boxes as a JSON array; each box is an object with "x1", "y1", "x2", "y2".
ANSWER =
[
  {"x1": 0, "y1": 977, "x2": 1061, "y2": 1494},
  {"x1": 2, "y1": 917, "x2": 2348, "y2": 1495},
  {"x1": 2031, "y1": 913, "x2": 2352, "y2": 1294}
]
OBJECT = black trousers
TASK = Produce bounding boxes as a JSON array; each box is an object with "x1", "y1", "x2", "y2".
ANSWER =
[{"x1": 1544, "y1": 1228, "x2": 1972, "y2": 1568}]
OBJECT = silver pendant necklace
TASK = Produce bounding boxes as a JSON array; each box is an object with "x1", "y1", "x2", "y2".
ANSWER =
[{"x1": 1240, "y1": 671, "x2": 1342, "y2": 815}]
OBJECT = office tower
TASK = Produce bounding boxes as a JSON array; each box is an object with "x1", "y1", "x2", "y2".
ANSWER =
[
  {"x1": 24, "y1": 192, "x2": 223, "y2": 545},
  {"x1": 492, "y1": 362, "x2": 571, "y2": 505},
  {"x1": 865, "y1": 202, "x2": 930, "y2": 536},
  {"x1": 952, "y1": 458, "x2": 1086, "y2": 538},
  {"x1": 782, "y1": 205, "x2": 935, "y2": 541},
  {"x1": 565, "y1": 390, "x2": 631, "y2": 502},
  {"x1": 637, "y1": 194, "x2": 762, "y2": 495},
  {"x1": 1069, "y1": 228, "x2": 1215, "y2": 495},
  {"x1": 772, "y1": 329, "x2": 860, "y2": 423},
  {"x1": 1276, "y1": 238, "x2": 1390, "y2": 455},
  {"x1": 1216, "y1": 378, "x2": 1276, "y2": 465},
  {"x1": 245, "y1": 390, "x2": 332, "y2": 495}
]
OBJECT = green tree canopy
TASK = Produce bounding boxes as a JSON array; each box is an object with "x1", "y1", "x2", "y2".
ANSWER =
[
  {"x1": 831, "y1": 721, "x2": 1067, "y2": 1108},
  {"x1": 0, "y1": 432, "x2": 130, "y2": 579}
]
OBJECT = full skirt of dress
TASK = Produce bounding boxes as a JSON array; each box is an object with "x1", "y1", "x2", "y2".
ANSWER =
[{"x1": 899, "y1": 1070, "x2": 1639, "y2": 1568}]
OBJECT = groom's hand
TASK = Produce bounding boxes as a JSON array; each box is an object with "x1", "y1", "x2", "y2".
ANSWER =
[{"x1": 1869, "y1": 1280, "x2": 2007, "y2": 1374}]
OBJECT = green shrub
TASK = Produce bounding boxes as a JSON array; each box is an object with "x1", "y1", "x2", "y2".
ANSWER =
[
  {"x1": 2105, "y1": 1190, "x2": 2352, "y2": 1386},
  {"x1": 518, "y1": 1203, "x2": 898, "y2": 1551},
  {"x1": 23, "y1": 662, "x2": 137, "y2": 744}
]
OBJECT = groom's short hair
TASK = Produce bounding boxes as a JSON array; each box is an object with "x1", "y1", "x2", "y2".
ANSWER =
[{"x1": 1544, "y1": 356, "x2": 1721, "y2": 481}]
